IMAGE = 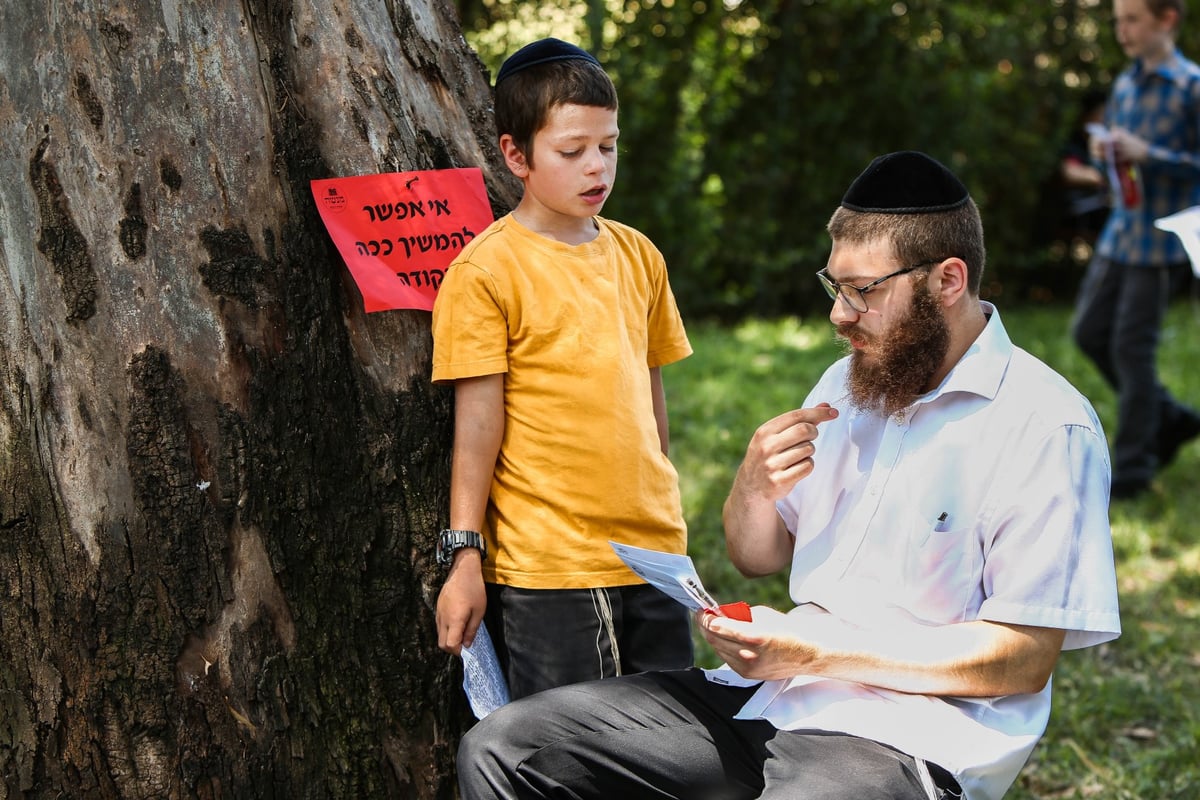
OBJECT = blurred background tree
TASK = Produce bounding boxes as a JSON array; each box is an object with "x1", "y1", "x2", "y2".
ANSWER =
[{"x1": 456, "y1": 0, "x2": 1199, "y2": 320}]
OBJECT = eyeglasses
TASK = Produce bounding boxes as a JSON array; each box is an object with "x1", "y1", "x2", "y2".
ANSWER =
[{"x1": 816, "y1": 259, "x2": 943, "y2": 313}]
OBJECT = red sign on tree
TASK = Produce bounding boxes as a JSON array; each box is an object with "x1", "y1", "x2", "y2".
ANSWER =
[{"x1": 311, "y1": 168, "x2": 493, "y2": 312}]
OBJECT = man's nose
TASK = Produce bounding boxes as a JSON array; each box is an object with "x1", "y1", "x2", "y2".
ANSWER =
[{"x1": 829, "y1": 294, "x2": 861, "y2": 325}]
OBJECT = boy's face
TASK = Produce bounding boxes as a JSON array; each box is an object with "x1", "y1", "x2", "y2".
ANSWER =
[
  {"x1": 502, "y1": 103, "x2": 619, "y2": 225},
  {"x1": 1113, "y1": 0, "x2": 1176, "y2": 61}
]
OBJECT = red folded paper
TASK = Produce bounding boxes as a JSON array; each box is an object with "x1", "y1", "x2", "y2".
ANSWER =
[{"x1": 718, "y1": 601, "x2": 753, "y2": 622}]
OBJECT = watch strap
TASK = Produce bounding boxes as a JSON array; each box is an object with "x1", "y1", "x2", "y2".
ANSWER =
[{"x1": 437, "y1": 528, "x2": 486, "y2": 567}]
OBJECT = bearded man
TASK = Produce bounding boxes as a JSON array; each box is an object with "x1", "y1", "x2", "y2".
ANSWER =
[{"x1": 454, "y1": 151, "x2": 1121, "y2": 800}]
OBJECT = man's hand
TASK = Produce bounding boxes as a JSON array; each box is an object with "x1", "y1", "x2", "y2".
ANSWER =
[
  {"x1": 436, "y1": 549, "x2": 487, "y2": 656},
  {"x1": 736, "y1": 404, "x2": 839, "y2": 503},
  {"x1": 699, "y1": 606, "x2": 1067, "y2": 697},
  {"x1": 701, "y1": 606, "x2": 819, "y2": 681},
  {"x1": 723, "y1": 404, "x2": 838, "y2": 577}
]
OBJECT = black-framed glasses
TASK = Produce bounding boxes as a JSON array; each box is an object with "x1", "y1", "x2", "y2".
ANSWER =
[{"x1": 816, "y1": 259, "x2": 943, "y2": 313}]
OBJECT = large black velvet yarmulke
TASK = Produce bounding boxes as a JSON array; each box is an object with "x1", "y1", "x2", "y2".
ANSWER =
[
  {"x1": 840, "y1": 151, "x2": 969, "y2": 214},
  {"x1": 495, "y1": 38, "x2": 601, "y2": 86}
]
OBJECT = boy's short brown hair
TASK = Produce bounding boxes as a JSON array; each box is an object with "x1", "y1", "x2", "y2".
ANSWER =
[
  {"x1": 494, "y1": 58, "x2": 618, "y2": 167},
  {"x1": 1146, "y1": 0, "x2": 1186, "y2": 25}
]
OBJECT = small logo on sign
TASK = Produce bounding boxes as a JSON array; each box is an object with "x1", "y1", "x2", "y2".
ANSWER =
[{"x1": 321, "y1": 187, "x2": 347, "y2": 213}]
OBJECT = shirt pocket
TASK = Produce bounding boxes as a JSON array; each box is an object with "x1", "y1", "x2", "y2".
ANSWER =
[{"x1": 900, "y1": 509, "x2": 977, "y2": 623}]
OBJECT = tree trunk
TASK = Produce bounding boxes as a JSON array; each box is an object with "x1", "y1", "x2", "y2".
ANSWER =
[{"x1": 0, "y1": 1, "x2": 517, "y2": 797}]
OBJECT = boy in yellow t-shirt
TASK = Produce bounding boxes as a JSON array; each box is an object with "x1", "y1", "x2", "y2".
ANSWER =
[{"x1": 431, "y1": 38, "x2": 694, "y2": 700}]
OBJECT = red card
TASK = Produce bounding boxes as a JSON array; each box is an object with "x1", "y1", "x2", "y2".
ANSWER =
[
  {"x1": 718, "y1": 601, "x2": 753, "y2": 622},
  {"x1": 311, "y1": 168, "x2": 493, "y2": 312}
]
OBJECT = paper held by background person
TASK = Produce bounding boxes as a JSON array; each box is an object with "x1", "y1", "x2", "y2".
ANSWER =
[
  {"x1": 1086, "y1": 122, "x2": 1143, "y2": 210},
  {"x1": 1154, "y1": 206, "x2": 1200, "y2": 278},
  {"x1": 608, "y1": 541, "x2": 752, "y2": 621}
]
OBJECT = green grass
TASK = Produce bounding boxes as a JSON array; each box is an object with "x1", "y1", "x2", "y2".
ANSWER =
[{"x1": 667, "y1": 301, "x2": 1200, "y2": 800}]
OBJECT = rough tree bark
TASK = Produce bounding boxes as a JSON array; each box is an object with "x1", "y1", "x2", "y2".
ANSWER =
[{"x1": 0, "y1": 1, "x2": 518, "y2": 797}]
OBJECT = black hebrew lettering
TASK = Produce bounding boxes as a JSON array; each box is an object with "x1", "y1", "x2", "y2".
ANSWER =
[
  {"x1": 360, "y1": 203, "x2": 388, "y2": 221},
  {"x1": 354, "y1": 225, "x2": 479, "y2": 263},
  {"x1": 361, "y1": 198, "x2": 469, "y2": 224},
  {"x1": 407, "y1": 270, "x2": 446, "y2": 288},
  {"x1": 392, "y1": 225, "x2": 479, "y2": 259},
  {"x1": 355, "y1": 238, "x2": 398, "y2": 255},
  {"x1": 357, "y1": 239, "x2": 395, "y2": 255}
]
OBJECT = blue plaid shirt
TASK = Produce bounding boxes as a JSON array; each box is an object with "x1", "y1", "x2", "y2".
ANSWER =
[{"x1": 1096, "y1": 48, "x2": 1200, "y2": 267}]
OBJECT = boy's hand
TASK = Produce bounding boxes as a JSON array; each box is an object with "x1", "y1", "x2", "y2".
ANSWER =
[
  {"x1": 436, "y1": 550, "x2": 487, "y2": 656},
  {"x1": 1110, "y1": 128, "x2": 1150, "y2": 164}
]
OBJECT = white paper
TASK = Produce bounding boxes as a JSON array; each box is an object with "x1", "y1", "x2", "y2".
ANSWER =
[
  {"x1": 609, "y1": 541, "x2": 722, "y2": 612},
  {"x1": 1154, "y1": 206, "x2": 1200, "y2": 278},
  {"x1": 1086, "y1": 123, "x2": 1126, "y2": 209},
  {"x1": 461, "y1": 621, "x2": 510, "y2": 719}
]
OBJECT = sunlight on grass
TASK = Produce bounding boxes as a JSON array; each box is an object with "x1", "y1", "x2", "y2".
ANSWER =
[
  {"x1": 732, "y1": 315, "x2": 832, "y2": 352},
  {"x1": 668, "y1": 301, "x2": 1200, "y2": 800}
]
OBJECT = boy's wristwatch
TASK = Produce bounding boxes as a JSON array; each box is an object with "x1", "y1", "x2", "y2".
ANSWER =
[{"x1": 436, "y1": 529, "x2": 487, "y2": 567}]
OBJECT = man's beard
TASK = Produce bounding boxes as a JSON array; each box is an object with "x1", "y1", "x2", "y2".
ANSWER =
[{"x1": 838, "y1": 284, "x2": 951, "y2": 418}]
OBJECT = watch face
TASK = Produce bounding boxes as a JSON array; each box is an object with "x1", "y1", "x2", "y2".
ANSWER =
[
  {"x1": 436, "y1": 533, "x2": 455, "y2": 566},
  {"x1": 437, "y1": 530, "x2": 484, "y2": 566}
]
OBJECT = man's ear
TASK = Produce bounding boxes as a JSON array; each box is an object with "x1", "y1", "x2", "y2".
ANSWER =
[
  {"x1": 499, "y1": 134, "x2": 529, "y2": 177},
  {"x1": 934, "y1": 257, "x2": 970, "y2": 305}
]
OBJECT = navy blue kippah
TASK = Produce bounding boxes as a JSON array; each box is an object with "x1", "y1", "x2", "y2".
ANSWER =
[
  {"x1": 841, "y1": 151, "x2": 969, "y2": 214},
  {"x1": 495, "y1": 38, "x2": 602, "y2": 86}
]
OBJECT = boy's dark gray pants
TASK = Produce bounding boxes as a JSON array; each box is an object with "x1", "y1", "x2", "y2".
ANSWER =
[
  {"x1": 457, "y1": 668, "x2": 960, "y2": 800},
  {"x1": 484, "y1": 583, "x2": 693, "y2": 701}
]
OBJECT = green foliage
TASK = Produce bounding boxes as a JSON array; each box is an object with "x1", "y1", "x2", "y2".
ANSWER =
[
  {"x1": 458, "y1": 0, "x2": 1200, "y2": 320},
  {"x1": 459, "y1": 4, "x2": 1200, "y2": 792},
  {"x1": 667, "y1": 301, "x2": 1200, "y2": 799}
]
